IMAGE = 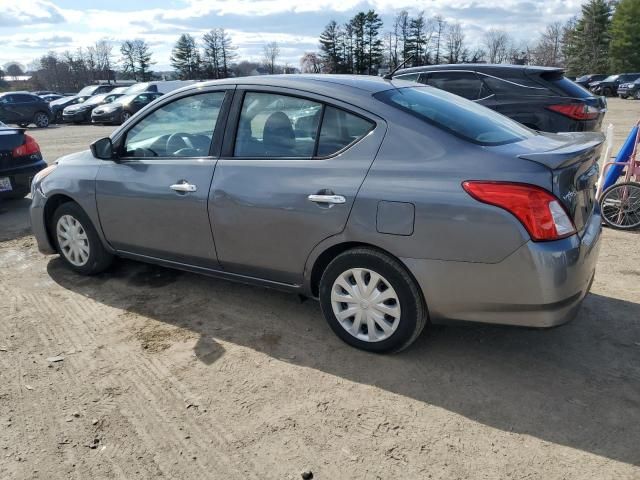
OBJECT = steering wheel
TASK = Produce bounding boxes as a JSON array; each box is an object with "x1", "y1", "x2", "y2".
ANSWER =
[{"x1": 166, "y1": 132, "x2": 193, "y2": 156}]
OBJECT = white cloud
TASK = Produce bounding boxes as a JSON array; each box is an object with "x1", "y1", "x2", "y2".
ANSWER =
[{"x1": 0, "y1": 0, "x2": 66, "y2": 26}]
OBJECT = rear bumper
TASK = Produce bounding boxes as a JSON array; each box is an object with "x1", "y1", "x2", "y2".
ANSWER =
[
  {"x1": 403, "y1": 207, "x2": 602, "y2": 328},
  {"x1": 29, "y1": 187, "x2": 56, "y2": 254},
  {"x1": 0, "y1": 161, "x2": 46, "y2": 198}
]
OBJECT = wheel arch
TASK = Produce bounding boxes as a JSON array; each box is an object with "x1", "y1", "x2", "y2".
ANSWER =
[{"x1": 43, "y1": 193, "x2": 80, "y2": 247}]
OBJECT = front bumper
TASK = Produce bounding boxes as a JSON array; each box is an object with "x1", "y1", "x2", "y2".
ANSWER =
[
  {"x1": 91, "y1": 110, "x2": 120, "y2": 124},
  {"x1": 0, "y1": 160, "x2": 46, "y2": 198},
  {"x1": 62, "y1": 110, "x2": 90, "y2": 123},
  {"x1": 29, "y1": 187, "x2": 56, "y2": 254},
  {"x1": 403, "y1": 207, "x2": 602, "y2": 328}
]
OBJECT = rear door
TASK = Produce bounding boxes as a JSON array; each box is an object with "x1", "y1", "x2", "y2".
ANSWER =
[
  {"x1": 96, "y1": 88, "x2": 232, "y2": 268},
  {"x1": 209, "y1": 87, "x2": 385, "y2": 285}
]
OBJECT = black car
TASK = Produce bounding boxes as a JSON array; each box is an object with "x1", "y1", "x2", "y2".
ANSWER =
[
  {"x1": 62, "y1": 92, "x2": 126, "y2": 124},
  {"x1": 0, "y1": 92, "x2": 53, "y2": 128},
  {"x1": 393, "y1": 64, "x2": 606, "y2": 133},
  {"x1": 40, "y1": 94, "x2": 65, "y2": 103},
  {"x1": 91, "y1": 92, "x2": 163, "y2": 125},
  {"x1": 76, "y1": 84, "x2": 126, "y2": 97},
  {"x1": 617, "y1": 78, "x2": 640, "y2": 100},
  {"x1": 590, "y1": 73, "x2": 640, "y2": 96},
  {"x1": 574, "y1": 74, "x2": 607, "y2": 89},
  {"x1": 0, "y1": 122, "x2": 46, "y2": 199},
  {"x1": 49, "y1": 95, "x2": 91, "y2": 123}
]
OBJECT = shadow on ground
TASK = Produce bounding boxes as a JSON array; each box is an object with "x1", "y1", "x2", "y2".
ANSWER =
[
  {"x1": 0, "y1": 197, "x2": 32, "y2": 242},
  {"x1": 47, "y1": 257, "x2": 640, "y2": 467}
]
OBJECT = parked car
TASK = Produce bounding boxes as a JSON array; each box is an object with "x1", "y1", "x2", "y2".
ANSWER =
[
  {"x1": 0, "y1": 92, "x2": 53, "y2": 128},
  {"x1": 574, "y1": 74, "x2": 607, "y2": 89},
  {"x1": 49, "y1": 95, "x2": 91, "y2": 123},
  {"x1": 392, "y1": 64, "x2": 606, "y2": 133},
  {"x1": 76, "y1": 84, "x2": 125, "y2": 97},
  {"x1": 91, "y1": 92, "x2": 163, "y2": 125},
  {"x1": 616, "y1": 78, "x2": 640, "y2": 99},
  {"x1": 40, "y1": 94, "x2": 64, "y2": 103},
  {"x1": 125, "y1": 80, "x2": 197, "y2": 95},
  {"x1": 32, "y1": 90, "x2": 61, "y2": 96},
  {"x1": 590, "y1": 73, "x2": 640, "y2": 96},
  {"x1": 31, "y1": 75, "x2": 604, "y2": 353},
  {"x1": 0, "y1": 122, "x2": 46, "y2": 199},
  {"x1": 62, "y1": 92, "x2": 125, "y2": 124}
]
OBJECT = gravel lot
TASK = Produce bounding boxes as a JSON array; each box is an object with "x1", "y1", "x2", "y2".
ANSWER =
[{"x1": 1, "y1": 99, "x2": 639, "y2": 480}]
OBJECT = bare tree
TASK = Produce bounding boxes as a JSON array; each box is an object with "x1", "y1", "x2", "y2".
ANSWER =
[
  {"x1": 433, "y1": 15, "x2": 446, "y2": 64},
  {"x1": 94, "y1": 40, "x2": 114, "y2": 82},
  {"x1": 263, "y1": 41, "x2": 280, "y2": 74},
  {"x1": 529, "y1": 22, "x2": 565, "y2": 67},
  {"x1": 300, "y1": 52, "x2": 323, "y2": 73},
  {"x1": 483, "y1": 29, "x2": 512, "y2": 63},
  {"x1": 120, "y1": 40, "x2": 137, "y2": 79},
  {"x1": 445, "y1": 22, "x2": 466, "y2": 64}
]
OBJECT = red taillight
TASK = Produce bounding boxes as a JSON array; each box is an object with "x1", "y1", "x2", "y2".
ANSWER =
[
  {"x1": 462, "y1": 181, "x2": 576, "y2": 241},
  {"x1": 546, "y1": 103, "x2": 599, "y2": 120},
  {"x1": 12, "y1": 134, "x2": 41, "y2": 158}
]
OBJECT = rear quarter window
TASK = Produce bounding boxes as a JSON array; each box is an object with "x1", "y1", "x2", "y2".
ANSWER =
[{"x1": 375, "y1": 86, "x2": 532, "y2": 146}]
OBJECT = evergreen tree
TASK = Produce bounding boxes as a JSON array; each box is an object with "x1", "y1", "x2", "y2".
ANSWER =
[
  {"x1": 350, "y1": 12, "x2": 367, "y2": 74},
  {"x1": 406, "y1": 12, "x2": 428, "y2": 66},
  {"x1": 609, "y1": 0, "x2": 640, "y2": 71},
  {"x1": 120, "y1": 40, "x2": 137, "y2": 80},
  {"x1": 363, "y1": 10, "x2": 383, "y2": 74},
  {"x1": 319, "y1": 21, "x2": 343, "y2": 73},
  {"x1": 170, "y1": 34, "x2": 201, "y2": 80},
  {"x1": 134, "y1": 40, "x2": 154, "y2": 81},
  {"x1": 564, "y1": 0, "x2": 612, "y2": 75}
]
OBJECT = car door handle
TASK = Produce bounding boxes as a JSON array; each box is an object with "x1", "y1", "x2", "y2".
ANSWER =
[
  {"x1": 307, "y1": 194, "x2": 346, "y2": 204},
  {"x1": 170, "y1": 181, "x2": 197, "y2": 193}
]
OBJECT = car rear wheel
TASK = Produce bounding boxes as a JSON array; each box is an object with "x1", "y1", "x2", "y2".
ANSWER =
[
  {"x1": 319, "y1": 247, "x2": 428, "y2": 353},
  {"x1": 600, "y1": 182, "x2": 640, "y2": 230},
  {"x1": 34, "y1": 112, "x2": 49, "y2": 128},
  {"x1": 635, "y1": 90, "x2": 640, "y2": 100},
  {"x1": 121, "y1": 111, "x2": 132, "y2": 124},
  {"x1": 17, "y1": 122, "x2": 29, "y2": 128},
  {"x1": 52, "y1": 202, "x2": 114, "y2": 275}
]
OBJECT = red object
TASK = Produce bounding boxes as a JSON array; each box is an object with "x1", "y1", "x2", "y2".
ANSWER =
[
  {"x1": 12, "y1": 134, "x2": 40, "y2": 157},
  {"x1": 546, "y1": 103, "x2": 600, "y2": 120},
  {"x1": 462, "y1": 181, "x2": 576, "y2": 241}
]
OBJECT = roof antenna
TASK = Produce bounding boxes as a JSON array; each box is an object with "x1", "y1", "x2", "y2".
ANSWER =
[{"x1": 383, "y1": 56, "x2": 414, "y2": 80}]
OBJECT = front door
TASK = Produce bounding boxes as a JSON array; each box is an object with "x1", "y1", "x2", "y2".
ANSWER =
[
  {"x1": 96, "y1": 90, "x2": 230, "y2": 268},
  {"x1": 209, "y1": 89, "x2": 385, "y2": 285}
]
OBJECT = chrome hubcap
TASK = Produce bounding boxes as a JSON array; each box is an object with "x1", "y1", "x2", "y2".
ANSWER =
[
  {"x1": 331, "y1": 268, "x2": 401, "y2": 343},
  {"x1": 56, "y1": 215, "x2": 90, "y2": 266}
]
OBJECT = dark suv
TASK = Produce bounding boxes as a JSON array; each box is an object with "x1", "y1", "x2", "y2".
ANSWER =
[
  {"x1": 574, "y1": 74, "x2": 607, "y2": 89},
  {"x1": 0, "y1": 92, "x2": 53, "y2": 128},
  {"x1": 590, "y1": 73, "x2": 640, "y2": 96},
  {"x1": 617, "y1": 78, "x2": 640, "y2": 100},
  {"x1": 393, "y1": 64, "x2": 606, "y2": 132}
]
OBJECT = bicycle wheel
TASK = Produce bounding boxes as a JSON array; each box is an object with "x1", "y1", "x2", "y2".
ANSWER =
[{"x1": 600, "y1": 182, "x2": 640, "y2": 230}]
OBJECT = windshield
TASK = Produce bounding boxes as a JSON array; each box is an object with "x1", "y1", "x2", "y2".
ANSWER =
[
  {"x1": 115, "y1": 94, "x2": 140, "y2": 105},
  {"x1": 84, "y1": 94, "x2": 109, "y2": 106},
  {"x1": 603, "y1": 75, "x2": 619, "y2": 82},
  {"x1": 126, "y1": 83, "x2": 150, "y2": 94},
  {"x1": 375, "y1": 86, "x2": 533, "y2": 146},
  {"x1": 77, "y1": 86, "x2": 98, "y2": 96}
]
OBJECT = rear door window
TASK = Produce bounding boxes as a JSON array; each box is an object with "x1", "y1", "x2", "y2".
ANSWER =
[
  {"x1": 317, "y1": 107, "x2": 374, "y2": 157},
  {"x1": 375, "y1": 86, "x2": 533, "y2": 146},
  {"x1": 427, "y1": 72, "x2": 485, "y2": 100}
]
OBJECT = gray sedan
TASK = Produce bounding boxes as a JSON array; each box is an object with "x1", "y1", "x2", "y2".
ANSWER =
[{"x1": 30, "y1": 75, "x2": 603, "y2": 353}]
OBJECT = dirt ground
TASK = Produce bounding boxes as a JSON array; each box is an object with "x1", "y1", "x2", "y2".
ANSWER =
[{"x1": 1, "y1": 99, "x2": 639, "y2": 480}]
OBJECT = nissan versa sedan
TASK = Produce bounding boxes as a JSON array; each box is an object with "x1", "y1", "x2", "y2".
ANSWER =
[{"x1": 30, "y1": 76, "x2": 603, "y2": 353}]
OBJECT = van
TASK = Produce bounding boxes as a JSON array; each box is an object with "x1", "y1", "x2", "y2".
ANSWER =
[{"x1": 126, "y1": 81, "x2": 197, "y2": 95}]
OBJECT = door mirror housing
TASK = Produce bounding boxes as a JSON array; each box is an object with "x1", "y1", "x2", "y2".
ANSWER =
[{"x1": 90, "y1": 137, "x2": 117, "y2": 161}]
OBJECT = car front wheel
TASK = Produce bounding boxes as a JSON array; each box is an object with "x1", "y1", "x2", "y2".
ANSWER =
[
  {"x1": 34, "y1": 112, "x2": 50, "y2": 128},
  {"x1": 319, "y1": 247, "x2": 428, "y2": 353},
  {"x1": 52, "y1": 202, "x2": 113, "y2": 275},
  {"x1": 121, "y1": 111, "x2": 132, "y2": 124}
]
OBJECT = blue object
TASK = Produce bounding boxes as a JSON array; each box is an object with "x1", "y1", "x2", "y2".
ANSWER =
[{"x1": 602, "y1": 125, "x2": 639, "y2": 191}]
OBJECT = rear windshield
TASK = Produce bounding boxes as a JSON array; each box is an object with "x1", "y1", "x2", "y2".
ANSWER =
[
  {"x1": 375, "y1": 86, "x2": 533, "y2": 146},
  {"x1": 549, "y1": 77, "x2": 592, "y2": 98}
]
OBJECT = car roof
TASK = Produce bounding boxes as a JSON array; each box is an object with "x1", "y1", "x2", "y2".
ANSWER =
[
  {"x1": 184, "y1": 74, "x2": 415, "y2": 102},
  {"x1": 394, "y1": 64, "x2": 564, "y2": 77}
]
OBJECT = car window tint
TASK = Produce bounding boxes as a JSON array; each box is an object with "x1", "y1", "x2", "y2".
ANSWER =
[
  {"x1": 375, "y1": 86, "x2": 533, "y2": 146},
  {"x1": 15, "y1": 94, "x2": 36, "y2": 103},
  {"x1": 317, "y1": 107, "x2": 374, "y2": 157},
  {"x1": 123, "y1": 92, "x2": 225, "y2": 158},
  {"x1": 482, "y1": 76, "x2": 549, "y2": 96},
  {"x1": 427, "y1": 72, "x2": 484, "y2": 100},
  {"x1": 234, "y1": 92, "x2": 322, "y2": 158}
]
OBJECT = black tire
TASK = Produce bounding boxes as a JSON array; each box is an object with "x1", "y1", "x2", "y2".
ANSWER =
[
  {"x1": 600, "y1": 182, "x2": 640, "y2": 230},
  {"x1": 603, "y1": 87, "x2": 613, "y2": 97},
  {"x1": 51, "y1": 202, "x2": 114, "y2": 275},
  {"x1": 17, "y1": 122, "x2": 29, "y2": 128},
  {"x1": 33, "y1": 112, "x2": 49, "y2": 128},
  {"x1": 319, "y1": 247, "x2": 428, "y2": 353},
  {"x1": 121, "y1": 111, "x2": 132, "y2": 124},
  {"x1": 635, "y1": 90, "x2": 640, "y2": 100},
  {"x1": 620, "y1": 95, "x2": 629, "y2": 99}
]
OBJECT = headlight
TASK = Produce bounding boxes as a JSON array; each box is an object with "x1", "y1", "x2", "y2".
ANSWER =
[{"x1": 31, "y1": 164, "x2": 57, "y2": 196}]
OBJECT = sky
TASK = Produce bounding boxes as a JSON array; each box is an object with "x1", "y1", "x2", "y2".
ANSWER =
[{"x1": 0, "y1": 0, "x2": 586, "y2": 71}]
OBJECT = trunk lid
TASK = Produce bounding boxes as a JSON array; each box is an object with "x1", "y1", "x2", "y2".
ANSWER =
[{"x1": 516, "y1": 131, "x2": 604, "y2": 232}]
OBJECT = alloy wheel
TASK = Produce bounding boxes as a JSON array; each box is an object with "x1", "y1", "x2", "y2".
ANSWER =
[
  {"x1": 35, "y1": 113, "x2": 49, "y2": 128},
  {"x1": 330, "y1": 268, "x2": 401, "y2": 343},
  {"x1": 56, "y1": 214, "x2": 90, "y2": 266}
]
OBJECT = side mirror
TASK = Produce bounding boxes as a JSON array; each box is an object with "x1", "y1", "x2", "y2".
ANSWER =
[{"x1": 90, "y1": 137, "x2": 116, "y2": 161}]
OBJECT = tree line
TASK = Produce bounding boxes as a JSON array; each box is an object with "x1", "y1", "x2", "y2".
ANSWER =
[{"x1": 308, "y1": 0, "x2": 639, "y2": 76}]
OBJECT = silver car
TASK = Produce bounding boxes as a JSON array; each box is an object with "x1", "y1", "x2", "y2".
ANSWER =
[{"x1": 30, "y1": 75, "x2": 603, "y2": 353}]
